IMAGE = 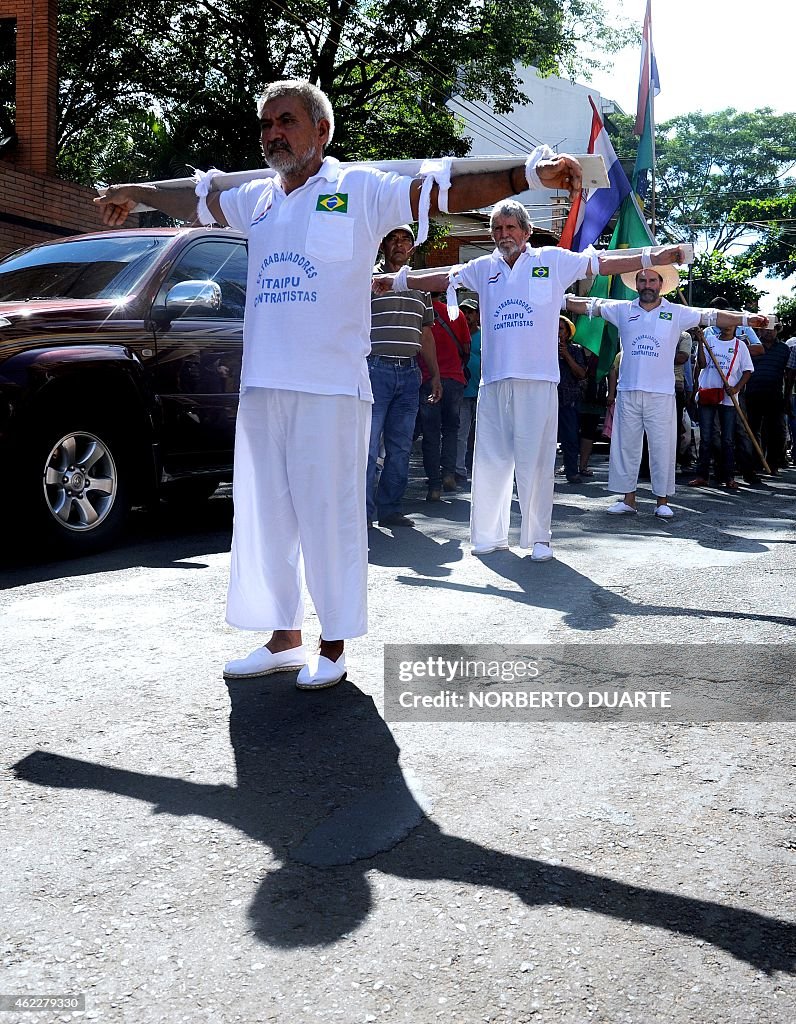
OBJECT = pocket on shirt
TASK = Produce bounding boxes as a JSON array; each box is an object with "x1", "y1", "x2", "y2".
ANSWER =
[
  {"x1": 305, "y1": 215, "x2": 355, "y2": 262},
  {"x1": 529, "y1": 277, "x2": 553, "y2": 304}
]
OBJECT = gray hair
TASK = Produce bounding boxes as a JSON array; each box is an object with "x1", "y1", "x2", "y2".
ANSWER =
[
  {"x1": 490, "y1": 199, "x2": 532, "y2": 234},
  {"x1": 256, "y1": 80, "x2": 335, "y2": 145}
]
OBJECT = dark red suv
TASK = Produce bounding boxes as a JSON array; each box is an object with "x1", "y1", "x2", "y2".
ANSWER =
[{"x1": 0, "y1": 228, "x2": 249, "y2": 555}]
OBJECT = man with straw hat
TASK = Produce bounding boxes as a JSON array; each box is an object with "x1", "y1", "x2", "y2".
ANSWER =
[{"x1": 565, "y1": 264, "x2": 768, "y2": 518}]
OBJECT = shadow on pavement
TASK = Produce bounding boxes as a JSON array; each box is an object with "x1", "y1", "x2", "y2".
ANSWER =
[
  {"x1": 13, "y1": 680, "x2": 795, "y2": 972},
  {"x1": 551, "y1": 494, "x2": 791, "y2": 555},
  {"x1": 395, "y1": 554, "x2": 796, "y2": 632},
  {"x1": 368, "y1": 524, "x2": 463, "y2": 577},
  {"x1": 0, "y1": 495, "x2": 233, "y2": 589}
]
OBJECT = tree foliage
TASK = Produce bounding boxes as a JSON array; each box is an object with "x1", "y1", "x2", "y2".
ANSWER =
[
  {"x1": 774, "y1": 292, "x2": 796, "y2": 338},
  {"x1": 604, "y1": 108, "x2": 796, "y2": 301},
  {"x1": 685, "y1": 251, "x2": 765, "y2": 311},
  {"x1": 47, "y1": 0, "x2": 633, "y2": 184},
  {"x1": 731, "y1": 191, "x2": 796, "y2": 279},
  {"x1": 606, "y1": 108, "x2": 796, "y2": 252},
  {"x1": 0, "y1": 19, "x2": 14, "y2": 139},
  {"x1": 654, "y1": 109, "x2": 796, "y2": 256}
]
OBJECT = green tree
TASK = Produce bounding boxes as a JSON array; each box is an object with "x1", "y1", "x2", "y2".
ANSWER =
[
  {"x1": 605, "y1": 108, "x2": 796, "y2": 249},
  {"x1": 685, "y1": 251, "x2": 765, "y2": 311},
  {"x1": 49, "y1": 0, "x2": 634, "y2": 184},
  {"x1": 732, "y1": 191, "x2": 796, "y2": 279},
  {"x1": 0, "y1": 19, "x2": 14, "y2": 139},
  {"x1": 654, "y1": 108, "x2": 796, "y2": 253},
  {"x1": 775, "y1": 292, "x2": 796, "y2": 338},
  {"x1": 604, "y1": 108, "x2": 796, "y2": 303}
]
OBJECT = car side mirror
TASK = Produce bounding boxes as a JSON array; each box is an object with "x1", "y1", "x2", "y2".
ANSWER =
[{"x1": 162, "y1": 280, "x2": 223, "y2": 320}]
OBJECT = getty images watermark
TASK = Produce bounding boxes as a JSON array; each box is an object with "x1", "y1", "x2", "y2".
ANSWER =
[{"x1": 383, "y1": 645, "x2": 795, "y2": 723}]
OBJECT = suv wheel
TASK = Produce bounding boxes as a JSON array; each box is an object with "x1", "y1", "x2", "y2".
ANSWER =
[{"x1": 27, "y1": 420, "x2": 131, "y2": 555}]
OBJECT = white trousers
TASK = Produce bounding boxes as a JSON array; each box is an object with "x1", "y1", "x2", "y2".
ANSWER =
[
  {"x1": 470, "y1": 379, "x2": 558, "y2": 549},
  {"x1": 226, "y1": 388, "x2": 371, "y2": 639},
  {"x1": 608, "y1": 390, "x2": 677, "y2": 498}
]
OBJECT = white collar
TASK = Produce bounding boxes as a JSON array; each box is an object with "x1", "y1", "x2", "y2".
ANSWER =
[
  {"x1": 274, "y1": 155, "x2": 341, "y2": 192},
  {"x1": 633, "y1": 296, "x2": 668, "y2": 313},
  {"x1": 315, "y1": 156, "x2": 342, "y2": 183}
]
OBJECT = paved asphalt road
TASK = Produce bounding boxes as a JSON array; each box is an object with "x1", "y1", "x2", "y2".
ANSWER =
[{"x1": 2, "y1": 455, "x2": 795, "y2": 1024}]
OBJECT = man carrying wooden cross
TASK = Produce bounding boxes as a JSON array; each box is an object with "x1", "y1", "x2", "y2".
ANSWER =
[{"x1": 95, "y1": 79, "x2": 583, "y2": 690}]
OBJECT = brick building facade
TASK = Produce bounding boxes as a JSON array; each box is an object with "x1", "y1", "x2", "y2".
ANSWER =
[{"x1": 0, "y1": 0, "x2": 129, "y2": 259}]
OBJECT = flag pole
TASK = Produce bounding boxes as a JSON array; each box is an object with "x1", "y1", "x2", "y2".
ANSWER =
[
  {"x1": 649, "y1": 0, "x2": 657, "y2": 236},
  {"x1": 651, "y1": 140, "x2": 657, "y2": 236}
]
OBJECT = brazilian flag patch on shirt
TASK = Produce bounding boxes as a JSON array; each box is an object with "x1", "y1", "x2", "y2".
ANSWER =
[
  {"x1": 659, "y1": 311, "x2": 673, "y2": 320},
  {"x1": 316, "y1": 193, "x2": 348, "y2": 213},
  {"x1": 531, "y1": 267, "x2": 550, "y2": 278}
]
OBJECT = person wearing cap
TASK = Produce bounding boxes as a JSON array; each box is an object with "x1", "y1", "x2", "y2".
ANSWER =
[
  {"x1": 368, "y1": 225, "x2": 441, "y2": 528},
  {"x1": 565, "y1": 268, "x2": 768, "y2": 517},
  {"x1": 556, "y1": 315, "x2": 587, "y2": 484},
  {"x1": 373, "y1": 203, "x2": 685, "y2": 560},
  {"x1": 96, "y1": 79, "x2": 586, "y2": 689}
]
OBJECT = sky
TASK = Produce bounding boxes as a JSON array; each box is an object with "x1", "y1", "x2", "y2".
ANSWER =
[
  {"x1": 581, "y1": 0, "x2": 794, "y2": 308},
  {"x1": 585, "y1": 0, "x2": 791, "y2": 122}
]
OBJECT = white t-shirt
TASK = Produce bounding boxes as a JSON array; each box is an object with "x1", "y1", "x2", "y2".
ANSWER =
[
  {"x1": 451, "y1": 245, "x2": 591, "y2": 385},
  {"x1": 220, "y1": 157, "x2": 413, "y2": 400},
  {"x1": 699, "y1": 335, "x2": 754, "y2": 406},
  {"x1": 599, "y1": 297, "x2": 701, "y2": 395}
]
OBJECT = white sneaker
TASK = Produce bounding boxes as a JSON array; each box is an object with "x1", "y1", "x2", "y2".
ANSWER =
[
  {"x1": 606, "y1": 501, "x2": 638, "y2": 515},
  {"x1": 530, "y1": 542, "x2": 554, "y2": 562},
  {"x1": 296, "y1": 654, "x2": 347, "y2": 690},
  {"x1": 223, "y1": 644, "x2": 307, "y2": 679},
  {"x1": 654, "y1": 504, "x2": 674, "y2": 519},
  {"x1": 472, "y1": 543, "x2": 510, "y2": 555}
]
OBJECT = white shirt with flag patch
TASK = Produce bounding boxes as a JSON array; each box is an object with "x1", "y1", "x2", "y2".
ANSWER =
[
  {"x1": 220, "y1": 157, "x2": 413, "y2": 400},
  {"x1": 599, "y1": 297, "x2": 701, "y2": 395},
  {"x1": 699, "y1": 335, "x2": 754, "y2": 406},
  {"x1": 452, "y1": 245, "x2": 591, "y2": 385}
]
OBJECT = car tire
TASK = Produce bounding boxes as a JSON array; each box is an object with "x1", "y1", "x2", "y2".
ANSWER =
[{"x1": 23, "y1": 416, "x2": 132, "y2": 556}]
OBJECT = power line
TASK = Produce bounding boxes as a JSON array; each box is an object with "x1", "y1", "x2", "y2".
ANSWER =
[{"x1": 658, "y1": 182, "x2": 796, "y2": 203}]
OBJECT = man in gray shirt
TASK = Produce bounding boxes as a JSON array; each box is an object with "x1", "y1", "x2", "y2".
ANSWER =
[{"x1": 368, "y1": 225, "x2": 441, "y2": 527}]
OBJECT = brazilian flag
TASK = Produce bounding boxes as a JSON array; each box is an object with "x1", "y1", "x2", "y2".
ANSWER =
[{"x1": 316, "y1": 193, "x2": 348, "y2": 213}]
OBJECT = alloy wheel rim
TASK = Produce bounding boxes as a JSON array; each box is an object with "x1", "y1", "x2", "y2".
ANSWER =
[{"x1": 42, "y1": 431, "x2": 118, "y2": 532}]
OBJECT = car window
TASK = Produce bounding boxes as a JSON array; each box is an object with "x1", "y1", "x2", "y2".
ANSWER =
[
  {"x1": 161, "y1": 241, "x2": 248, "y2": 319},
  {"x1": 0, "y1": 236, "x2": 170, "y2": 301}
]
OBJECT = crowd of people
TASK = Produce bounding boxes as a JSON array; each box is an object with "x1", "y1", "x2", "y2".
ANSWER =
[
  {"x1": 370, "y1": 218, "x2": 781, "y2": 528},
  {"x1": 95, "y1": 78, "x2": 790, "y2": 690},
  {"x1": 554, "y1": 304, "x2": 796, "y2": 497}
]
